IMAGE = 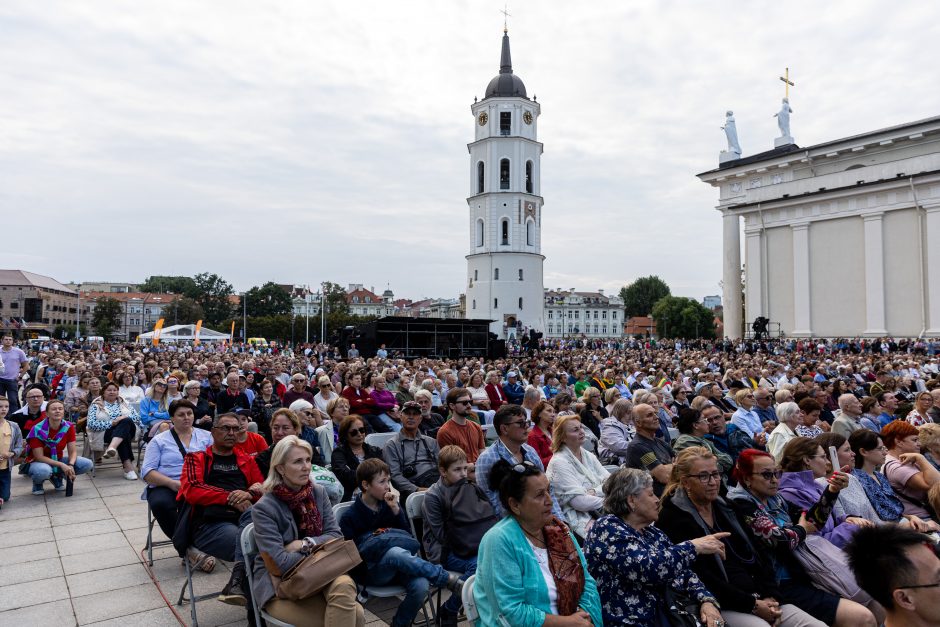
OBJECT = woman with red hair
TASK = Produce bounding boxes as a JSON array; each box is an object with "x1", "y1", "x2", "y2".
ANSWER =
[
  {"x1": 727, "y1": 449, "x2": 877, "y2": 627},
  {"x1": 881, "y1": 420, "x2": 940, "y2": 520}
]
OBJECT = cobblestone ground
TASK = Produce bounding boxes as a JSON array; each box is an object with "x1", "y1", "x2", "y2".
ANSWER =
[{"x1": 0, "y1": 454, "x2": 468, "y2": 626}]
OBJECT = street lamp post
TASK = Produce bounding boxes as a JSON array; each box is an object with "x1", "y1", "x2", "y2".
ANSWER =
[
  {"x1": 305, "y1": 286, "x2": 310, "y2": 344},
  {"x1": 242, "y1": 292, "x2": 247, "y2": 344},
  {"x1": 76, "y1": 285, "x2": 81, "y2": 340}
]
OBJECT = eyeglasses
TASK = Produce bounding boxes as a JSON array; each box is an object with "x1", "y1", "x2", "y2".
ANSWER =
[
  {"x1": 213, "y1": 425, "x2": 245, "y2": 433},
  {"x1": 347, "y1": 428, "x2": 366, "y2": 437},
  {"x1": 26, "y1": 394, "x2": 44, "y2": 400},
  {"x1": 689, "y1": 472, "x2": 722, "y2": 484},
  {"x1": 507, "y1": 420, "x2": 532, "y2": 429},
  {"x1": 896, "y1": 581, "x2": 940, "y2": 591},
  {"x1": 752, "y1": 469, "x2": 783, "y2": 481},
  {"x1": 454, "y1": 400, "x2": 473, "y2": 406}
]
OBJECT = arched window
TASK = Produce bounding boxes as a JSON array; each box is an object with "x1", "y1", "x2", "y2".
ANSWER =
[
  {"x1": 525, "y1": 161, "x2": 533, "y2": 193},
  {"x1": 518, "y1": 297, "x2": 523, "y2": 309},
  {"x1": 476, "y1": 219, "x2": 484, "y2": 247},
  {"x1": 518, "y1": 269, "x2": 523, "y2": 281},
  {"x1": 494, "y1": 268, "x2": 499, "y2": 280},
  {"x1": 526, "y1": 219, "x2": 535, "y2": 246},
  {"x1": 477, "y1": 162, "x2": 485, "y2": 193},
  {"x1": 500, "y1": 159, "x2": 510, "y2": 190},
  {"x1": 501, "y1": 219, "x2": 509, "y2": 245}
]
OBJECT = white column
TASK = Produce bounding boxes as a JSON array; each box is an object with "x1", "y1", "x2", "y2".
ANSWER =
[
  {"x1": 926, "y1": 206, "x2": 940, "y2": 336},
  {"x1": 722, "y1": 211, "x2": 742, "y2": 339},
  {"x1": 744, "y1": 229, "x2": 763, "y2": 325},
  {"x1": 862, "y1": 212, "x2": 888, "y2": 336},
  {"x1": 791, "y1": 222, "x2": 812, "y2": 336}
]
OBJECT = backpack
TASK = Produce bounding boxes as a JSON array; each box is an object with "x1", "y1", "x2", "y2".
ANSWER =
[{"x1": 441, "y1": 479, "x2": 498, "y2": 558}]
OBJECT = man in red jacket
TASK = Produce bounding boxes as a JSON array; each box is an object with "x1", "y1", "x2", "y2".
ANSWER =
[{"x1": 178, "y1": 413, "x2": 264, "y2": 565}]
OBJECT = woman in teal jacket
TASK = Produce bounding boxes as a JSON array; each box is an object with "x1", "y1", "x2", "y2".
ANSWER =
[{"x1": 474, "y1": 459, "x2": 602, "y2": 627}]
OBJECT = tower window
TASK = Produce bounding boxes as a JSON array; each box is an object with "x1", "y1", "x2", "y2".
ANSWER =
[
  {"x1": 474, "y1": 269, "x2": 478, "y2": 281},
  {"x1": 494, "y1": 268, "x2": 499, "y2": 280},
  {"x1": 476, "y1": 219, "x2": 484, "y2": 247},
  {"x1": 518, "y1": 297, "x2": 523, "y2": 309},
  {"x1": 525, "y1": 161, "x2": 533, "y2": 193},
  {"x1": 472, "y1": 299, "x2": 476, "y2": 310},
  {"x1": 526, "y1": 219, "x2": 535, "y2": 246},
  {"x1": 500, "y1": 111, "x2": 511, "y2": 136},
  {"x1": 494, "y1": 298, "x2": 499, "y2": 309},
  {"x1": 501, "y1": 219, "x2": 509, "y2": 245},
  {"x1": 477, "y1": 162, "x2": 485, "y2": 194},
  {"x1": 500, "y1": 159, "x2": 510, "y2": 190},
  {"x1": 518, "y1": 269, "x2": 523, "y2": 281}
]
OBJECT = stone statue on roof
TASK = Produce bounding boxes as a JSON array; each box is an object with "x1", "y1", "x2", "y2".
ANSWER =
[
  {"x1": 775, "y1": 98, "x2": 793, "y2": 142},
  {"x1": 722, "y1": 111, "x2": 741, "y2": 156}
]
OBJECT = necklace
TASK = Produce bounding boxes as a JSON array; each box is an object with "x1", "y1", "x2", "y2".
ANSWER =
[{"x1": 520, "y1": 524, "x2": 546, "y2": 548}]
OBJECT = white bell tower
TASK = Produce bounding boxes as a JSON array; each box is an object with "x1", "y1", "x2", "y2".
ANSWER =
[{"x1": 466, "y1": 28, "x2": 545, "y2": 340}]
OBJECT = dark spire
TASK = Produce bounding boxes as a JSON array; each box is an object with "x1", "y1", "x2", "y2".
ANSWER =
[{"x1": 500, "y1": 31, "x2": 512, "y2": 74}]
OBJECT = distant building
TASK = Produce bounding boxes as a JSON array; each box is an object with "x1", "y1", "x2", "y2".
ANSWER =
[
  {"x1": 702, "y1": 295, "x2": 721, "y2": 310},
  {"x1": 65, "y1": 281, "x2": 138, "y2": 294},
  {"x1": 0, "y1": 269, "x2": 80, "y2": 336},
  {"x1": 82, "y1": 291, "x2": 180, "y2": 340},
  {"x1": 346, "y1": 285, "x2": 396, "y2": 317},
  {"x1": 624, "y1": 316, "x2": 657, "y2": 337},
  {"x1": 542, "y1": 289, "x2": 625, "y2": 338}
]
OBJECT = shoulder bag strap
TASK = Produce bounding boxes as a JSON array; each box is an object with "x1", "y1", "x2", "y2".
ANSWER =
[{"x1": 169, "y1": 428, "x2": 187, "y2": 458}]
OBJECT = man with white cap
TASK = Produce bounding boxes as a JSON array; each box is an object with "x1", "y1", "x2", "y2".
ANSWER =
[{"x1": 503, "y1": 371, "x2": 524, "y2": 405}]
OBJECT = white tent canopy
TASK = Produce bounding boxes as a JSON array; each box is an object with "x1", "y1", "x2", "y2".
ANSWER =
[{"x1": 137, "y1": 324, "x2": 229, "y2": 343}]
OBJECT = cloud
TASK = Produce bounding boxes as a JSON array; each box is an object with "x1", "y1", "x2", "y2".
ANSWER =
[{"x1": 2, "y1": 0, "x2": 939, "y2": 302}]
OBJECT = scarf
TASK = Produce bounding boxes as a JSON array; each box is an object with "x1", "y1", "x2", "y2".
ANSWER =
[
  {"x1": 853, "y1": 469, "x2": 904, "y2": 522},
  {"x1": 542, "y1": 516, "x2": 586, "y2": 616},
  {"x1": 273, "y1": 480, "x2": 323, "y2": 538},
  {"x1": 27, "y1": 418, "x2": 72, "y2": 462}
]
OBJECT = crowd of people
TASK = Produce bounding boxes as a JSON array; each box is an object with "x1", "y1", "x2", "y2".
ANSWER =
[{"x1": 2, "y1": 331, "x2": 940, "y2": 625}]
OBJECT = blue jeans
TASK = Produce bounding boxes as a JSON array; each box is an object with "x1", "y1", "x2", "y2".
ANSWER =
[
  {"x1": 376, "y1": 413, "x2": 402, "y2": 432},
  {"x1": 368, "y1": 546, "x2": 449, "y2": 627},
  {"x1": 29, "y1": 457, "x2": 93, "y2": 488},
  {"x1": 0, "y1": 467, "x2": 10, "y2": 502},
  {"x1": 0, "y1": 378, "x2": 19, "y2": 413},
  {"x1": 441, "y1": 553, "x2": 477, "y2": 612}
]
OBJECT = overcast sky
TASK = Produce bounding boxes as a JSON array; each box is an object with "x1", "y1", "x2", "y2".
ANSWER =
[{"x1": 2, "y1": 1, "x2": 939, "y2": 301}]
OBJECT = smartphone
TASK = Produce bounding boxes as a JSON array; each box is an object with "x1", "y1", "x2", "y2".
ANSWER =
[{"x1": 828, "y1": 445, "x2": 841, "y2": 473}]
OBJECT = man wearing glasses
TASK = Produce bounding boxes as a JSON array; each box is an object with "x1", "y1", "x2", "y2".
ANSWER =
[
  {"x1": 847, "y1": 525, "x2": 940, "y2": 627},
  {"x1": 474, "y1": 404, "x2": 563, "y2": 519},
  {"x1": 178, "y1": 412, "x2": 264, "y2": 566},
  {"x1": 282, "y1": 373, "x2": 314, "y2": 408},
  {"x1": 437, "y1": 388, "x2": 486, "y2": 465},
  {"x1": 10, "y1": 384, "x2": 47, "y2": 436}
]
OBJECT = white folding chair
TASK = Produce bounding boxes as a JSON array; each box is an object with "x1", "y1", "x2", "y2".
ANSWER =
[
  {"x1": 240, "y1": 523, "x2": 294, "y2": 627},
  {"x1": 461, "y1": 574, "x2": 478, "y2": 622},
  {"x1": 405, "y1": 491, "x2": 461, "y2": 620},
  {"x1": 483, "y1": 423, "x2": 497, "y2": 443},
  {"x1": 364, "y1": 431, "x2": 395, "y2": 450},
  {"x1": 603, "y1": 464, "x2": 621, "y2": 474},
  {"x1": 315, "y1": 421, "x2": 334, "y2": 464},
  {"x1": 333, "y1": 501, "x2": 433, "y2": 626},
  {"x1": 668, "y1": 427, "x2": 680, "y2": 440}
]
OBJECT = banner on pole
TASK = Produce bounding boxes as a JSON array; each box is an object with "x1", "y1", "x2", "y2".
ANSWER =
[
  {"x1": 230, "y1": 321, "x2": 235, "y2": 345},
  {"x1": 152, "y1": 318, "x2": 165, "y2": 347},
  {"x1": 194, "y1": 320, "x2": 203, "y2": 346}
]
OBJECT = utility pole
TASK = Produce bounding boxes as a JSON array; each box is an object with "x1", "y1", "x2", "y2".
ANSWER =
[
  {"x1": 305, "y1": 286, "x2": 310, "y2": 344},
  {"x1": 320, "y1": 284, "x2": 326, "y2": 346},
  {"x1": 242, "y1": 292, "x2": 247, "y2": 344},
  {"x1": 76, "y1": 285, "x2": 81, "y2": 340}
]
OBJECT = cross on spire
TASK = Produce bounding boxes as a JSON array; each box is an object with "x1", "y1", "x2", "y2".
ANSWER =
[
  {"x1": 500, "y1": 4, "x2": 511, "y2": 33},
  {"x1": 779, "y1": 67, "x2": 794, "y2": 99}
]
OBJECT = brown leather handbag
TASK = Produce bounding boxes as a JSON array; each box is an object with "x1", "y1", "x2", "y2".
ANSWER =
[{"x1": 273, "y1": 538, "x2": 362, "y2": 600}]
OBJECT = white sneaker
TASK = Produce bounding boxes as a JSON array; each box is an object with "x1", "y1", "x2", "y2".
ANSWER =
[
  {"x1": 102, "y1": 448, "x2": 117, "y2": 460},
  {"x1": 123, "y1": 471, "x2": 138, "y2": 481}
]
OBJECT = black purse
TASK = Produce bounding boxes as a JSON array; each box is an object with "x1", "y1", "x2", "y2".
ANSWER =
[{"x1": 662, "y1": 587, "x2": 703, "y2": 627}]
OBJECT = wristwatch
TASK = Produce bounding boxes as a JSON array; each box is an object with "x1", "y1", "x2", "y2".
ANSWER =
[{"x1": 300, "y1": 537, "x2": 317, "y2": 555}]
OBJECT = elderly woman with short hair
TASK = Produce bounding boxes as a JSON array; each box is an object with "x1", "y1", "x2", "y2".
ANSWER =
[
  {"x1": 584, "y1": 467, "x2": 724, "y2": 626},
  {"x1": 767, "y1": 401, "x2": 801, "y2": 462},
  {"x1": 599, "y1": 397, "x2": 635, "y2": 466}
]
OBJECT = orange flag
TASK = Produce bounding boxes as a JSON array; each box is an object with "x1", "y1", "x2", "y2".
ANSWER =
[
  {"x1": 194, "y1": 320, "x2": 203, "y2": 346},
  {"x1": 152, "y1": 318, "x2": 165, "y2": 347},
  {"x1": 230, "y1": 321, "x2": 235, "y2": 346}
]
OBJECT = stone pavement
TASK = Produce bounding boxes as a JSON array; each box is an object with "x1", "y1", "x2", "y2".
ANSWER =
[{"x1": 0, "y1": 456, "x2": 468, "y2": 626}]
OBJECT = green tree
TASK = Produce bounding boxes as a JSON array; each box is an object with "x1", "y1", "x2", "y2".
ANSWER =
[
  {"x1": 139, "y1": 275, "x2": 198, "y2": 295},
  {"x1": 91, "y1": 297, "x2": 123, "y2": 338},
  {"x1": 619, "y1": 275, "x2": 672, "y2": 318},
  {"x1": 192, "y1": 273, "x2": 234, "y2": 325},
  {"x1": 245, "y1": 282, "x2": 293, "y2": 317},
  {"x1": 322, "y1": 282, "x2": 349, "y2": 316},
  {"x1": 164, "y1": 296, "x2": 205, "y2": 325},
  {"x1": 651, "y1": 296, "x2": 717, "y2": 339}
]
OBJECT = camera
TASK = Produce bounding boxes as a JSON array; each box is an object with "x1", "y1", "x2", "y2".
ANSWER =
[{"x1": 403, "y1": 464, "x2": 417, "y2": 478}]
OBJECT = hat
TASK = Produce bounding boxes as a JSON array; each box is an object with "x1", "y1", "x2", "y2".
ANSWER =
[
  {"x1": 401, "y1": 401, "x2": 421, "y2": 413},
  {"x1": 288, "y1": 399, "x2": 314, "y2": 412},
  {"x1": 692, "y1": 367, "x2": 701, "y2": 374},
  {"x1": 507, "y1": 371, "x2": 517, "y2": 378},
  {"x1": 694, "y1": 382, "x2": 711, "y2": 393}
]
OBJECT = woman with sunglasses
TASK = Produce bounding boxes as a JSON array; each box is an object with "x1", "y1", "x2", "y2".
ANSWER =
[
  {"x1": 727, "y1": 449, "x2": 877, "y2": 627},
  {"x1": 658, "y1": 447, "x2": 822, "y2": 627},
  {"x1": 250, "y1": 378, "x2": 282, "y2": 441},
  {"x1": 330, "y1": 414, "x2": 383, "y2": 501},
  {"x1": 475, "y1": 458, "x2": 602, "y2": 627}
]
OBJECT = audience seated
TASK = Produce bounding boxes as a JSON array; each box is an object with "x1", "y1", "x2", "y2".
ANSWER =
[
  {"x1": 598, "y1": 397, "x2": 634, "y2": 466},
  {"x1": 436, "y1": 389, "x2": 485, "y2": 465},
  {"x1": 25, "y1": 399, "x2": 93, "y2": 496},
  {"x1": 882, "y1": 420, "x2": 940, "y2": 521},
  {"x1": 330, "y1": 414, "x2": 383, "y2": 502},
  {"x1": 526, "y1": 400, "x2": 556, "y2": 468},
  {"x1": 382, "y1": 401, "x2": 440, "y2": 504},
  {"x1": 545, "y1": 415, "x2": 609, "y2": 541},
  {"x1": 88, "y1": 381, "x2": 142, "y2": 480},
  {"x1": 626, "y1": 403, "x2": 675, "y2": 496}
]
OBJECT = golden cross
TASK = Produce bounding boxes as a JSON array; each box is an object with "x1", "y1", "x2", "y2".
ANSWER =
[
  {"x1": 779, "y1": 67, "x2": 794, "y2": 99},
  {"x1": 500, "y1": 4, "x2": 512, "y2": 33}
]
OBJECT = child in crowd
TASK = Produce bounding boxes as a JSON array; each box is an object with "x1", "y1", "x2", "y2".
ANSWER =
[{"x1": 0, "y1": 397, "x2": 25, "y2": 509}]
